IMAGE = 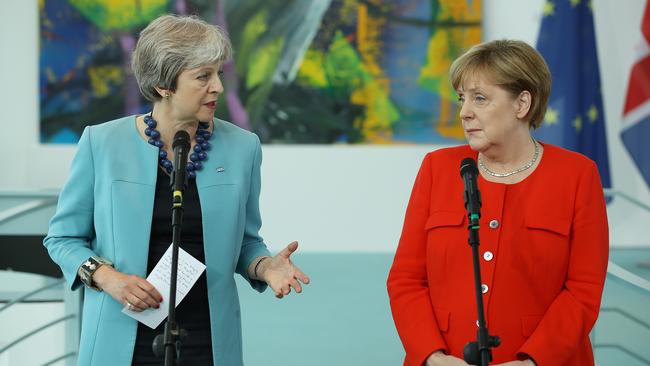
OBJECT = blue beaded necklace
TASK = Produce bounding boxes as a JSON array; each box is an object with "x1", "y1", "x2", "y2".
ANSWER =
[{"x1": 143, "y1": 113, "x2": 212, "y2": 179}]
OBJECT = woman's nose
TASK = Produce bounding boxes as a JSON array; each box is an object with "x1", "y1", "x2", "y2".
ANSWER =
[
  {"x1": 209, "y1": 75, "x2": 224, "y2": 94},
  {"x1": 459, "y1": 100, "x2": 473, "y2": 120}
]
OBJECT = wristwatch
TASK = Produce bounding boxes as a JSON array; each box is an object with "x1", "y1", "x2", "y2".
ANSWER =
[{"x1": 78, "y1": 256, "x2": 113, "y2": 291}]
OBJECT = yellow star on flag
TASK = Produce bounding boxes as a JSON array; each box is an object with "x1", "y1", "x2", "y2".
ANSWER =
[
  {"x1": 587, "y1": 105, "x2": 598, "y2": 123},
  {"x1": 544, "y1": 107, "x2": 559, "y2": 125},
  {"x1": 543, "y1": 1, "x2": 555, "y2": 16},
  {"x1": 570, "y1": 0, "x2": 581, "y2": 6},
  {"x1": 573, "y1": 115, "x2": 583, "y2": 132}
]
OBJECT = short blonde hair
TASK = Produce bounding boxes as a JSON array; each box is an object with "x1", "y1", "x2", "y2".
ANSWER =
[
  {"x1": 449, "y1": 39, "x2": 551, "y2": 129},
  {"x1": 132, "y1": 14, "x2": 233, "y2": 102}
]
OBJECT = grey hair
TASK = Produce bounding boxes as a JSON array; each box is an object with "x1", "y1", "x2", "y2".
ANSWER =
[{"x1": 131, "y1": 14, "x2": 233, "y2": 102}]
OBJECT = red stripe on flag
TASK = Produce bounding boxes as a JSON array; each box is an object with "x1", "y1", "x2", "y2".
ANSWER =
[{"x1": 624, "y1": 54, "x2": 650, "y2": 115}]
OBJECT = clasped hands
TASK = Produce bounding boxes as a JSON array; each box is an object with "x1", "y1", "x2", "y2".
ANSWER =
[
  {"x1": 92, "y1": 241, "x2": 309, "y2": 312},
  {"x1": 426, "y1": 351, "x2": 536, "y2": 366}
]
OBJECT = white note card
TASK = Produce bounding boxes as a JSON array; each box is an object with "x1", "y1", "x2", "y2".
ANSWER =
[{"x1": 122, "y1": 244, "x2": 206, "y2": 329}]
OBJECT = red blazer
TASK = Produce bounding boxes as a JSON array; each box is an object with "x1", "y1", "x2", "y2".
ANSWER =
[{"x1": 387, "y1": 144, "x2": 609, "y2": 366}]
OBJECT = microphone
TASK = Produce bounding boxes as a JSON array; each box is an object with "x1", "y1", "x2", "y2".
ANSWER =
[
  {"x1": 460, "y1": 158, "x2": 481, "y2": 224},
  {"x1": 171, "y1": 130, "x2": 191, "y2": 197}
]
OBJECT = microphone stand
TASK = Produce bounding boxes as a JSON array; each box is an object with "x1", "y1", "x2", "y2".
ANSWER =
[
  {"x1": 462, "y1": 210, "x2": 500, "y2": 365},
  {"x1": 153, "y1": 131, "x2": 191, "y2": 366},
  {"x1": 460, "y1": 158, "x2": 500, "y2": 366}
]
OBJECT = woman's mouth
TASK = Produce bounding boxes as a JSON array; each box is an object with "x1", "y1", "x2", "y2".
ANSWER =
[{"x1": 204, "y1": 101, "x2": 216, "y2": 109}]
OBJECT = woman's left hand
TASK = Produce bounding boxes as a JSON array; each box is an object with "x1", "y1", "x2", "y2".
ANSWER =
[
  {"x1": 492, "y1": 361, "x2": 536, "y2": 366},
  {"x1": 258, "y1": 241, "x2": 310, "y2": 298}
]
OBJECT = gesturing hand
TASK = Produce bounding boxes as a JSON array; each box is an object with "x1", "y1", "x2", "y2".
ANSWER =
[
  {"x1": 258, "y1": 241, "x2": 310, "y2": 298},
  {"x1": 92, "y1": 265, "x2": 163, "y2": 312}
]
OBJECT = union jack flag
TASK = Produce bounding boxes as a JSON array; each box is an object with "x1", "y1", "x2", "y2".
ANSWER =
[{"x1": 621, "y1": 0, "x2": 650, "y2": 188}]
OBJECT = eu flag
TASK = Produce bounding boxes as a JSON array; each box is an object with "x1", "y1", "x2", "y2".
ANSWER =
[{"x1": 533, "y1": 0, "x2": 612, "y2": 190}]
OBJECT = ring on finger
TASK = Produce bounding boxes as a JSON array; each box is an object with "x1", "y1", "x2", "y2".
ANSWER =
[{"x1": 126, "y1": 301, "x2": 134, "y2": 311}]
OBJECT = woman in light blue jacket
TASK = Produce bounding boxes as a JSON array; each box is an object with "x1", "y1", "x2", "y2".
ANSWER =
[{"x1": 44, "y1": 14, "x2": 309, "y2": 366}]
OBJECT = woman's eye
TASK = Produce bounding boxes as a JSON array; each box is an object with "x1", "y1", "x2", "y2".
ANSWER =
[
  {"x1": 198, "y1": 73, "x2": 209, "y2": 80},
  {"x1": 475, "y1": 95, "x2": 486, "y2": 103}
]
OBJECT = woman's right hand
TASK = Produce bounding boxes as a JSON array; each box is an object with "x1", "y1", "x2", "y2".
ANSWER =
[
  {"x1": 92, "y1": 266, "x2": 163, "y2": 312},
  {"x1": 426, "y1": 351, "x2": 470, "y2": 366}
]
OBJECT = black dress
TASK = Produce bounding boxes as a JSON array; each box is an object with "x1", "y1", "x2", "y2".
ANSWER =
[{"x1": 131, "y1": 167, "x2": 213, "y2": 365}]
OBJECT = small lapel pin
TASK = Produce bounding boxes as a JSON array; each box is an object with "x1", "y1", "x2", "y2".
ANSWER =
[{"x1": 216, "y1": 167, "x2": 225, "y2": 173}]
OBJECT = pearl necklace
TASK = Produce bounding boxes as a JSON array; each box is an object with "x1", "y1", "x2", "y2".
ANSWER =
[
  {"x1": 478, "y1": 139, "x2": 540, "y2": 178},
  {"x1": 143, "y1": 114, "x2": 212, "y2": 179}
]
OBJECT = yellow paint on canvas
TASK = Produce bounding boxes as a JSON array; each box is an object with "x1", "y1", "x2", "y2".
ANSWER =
[
  {"x1": 246, "y1": 37, "x2": 284, "y2": 89},
  {"x1": 88, "y1": 65, "x2": 122, "y2": 98},
  {"x1": 238, "y1": 11, "x2": 267, "y2": 73},
  {"x1": 438, "y1": 0, "x2": 481, "y2": 20},
  {"x1": 69, "y1": 0, "x2": 167, "y2": 31},
  {"x1": 296, "y1": 50, "x2": 329, "y2": 88},
  {"x1": 356, "y1": 2, "x2": 386, "y2": 79},
  {"x1": 418, "y1": 0, "x2": 481, "y2": 140},
  {"x1": 351, "y1": 80, "x2": 399, "y2": 143}
]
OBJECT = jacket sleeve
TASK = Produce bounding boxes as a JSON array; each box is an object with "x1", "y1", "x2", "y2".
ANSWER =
[
  {"x1": 387, "y1": 153, "x2": 447, "y2": 365},
  {"x1": 516, "y1": 160, "x2": 609, "y2": 364},
  {"x1": 43, "y1": 127, "x2": 98, "y2": 291},
  {"x1": 235, "y1": 135, "x2": 271, "y2": 292}
]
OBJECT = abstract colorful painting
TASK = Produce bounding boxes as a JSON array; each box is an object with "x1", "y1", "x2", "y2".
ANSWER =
[{"x1": 39, "y1": 0, "x2": 481, "y2": 144}]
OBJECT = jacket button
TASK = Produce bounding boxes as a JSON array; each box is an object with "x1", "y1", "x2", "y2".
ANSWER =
[
  {"x1": 489, "y1": 219, "x2": 499, "y2": 229},
  {"x1": 483, "y1": 251, "x2": 494, "y2": 261},
  {"x1": 481, "y1": 284, "x2": 489, "y2": 294}
]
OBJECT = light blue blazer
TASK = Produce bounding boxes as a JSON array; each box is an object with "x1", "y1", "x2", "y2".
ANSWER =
[{"x1": 44, "y1": 116, "x2": 271, "y2": 365}]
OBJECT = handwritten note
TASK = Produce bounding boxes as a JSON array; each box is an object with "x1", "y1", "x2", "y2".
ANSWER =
[{"x1": 122, "y1": 244, "x2": 206, "y2": 329}]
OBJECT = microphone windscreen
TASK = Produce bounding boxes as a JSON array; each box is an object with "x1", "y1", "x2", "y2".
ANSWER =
[
  {"x1": 460, "y1": 157, "x2": 478, "y2": 177},
  {"x1": 172, "y1": 130, "x2": 191, "y2": 149}
]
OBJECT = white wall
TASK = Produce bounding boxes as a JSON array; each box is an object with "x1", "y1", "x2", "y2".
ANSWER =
[{"x1": 0, "y1": 0, "x2": 647, "y2": 251}]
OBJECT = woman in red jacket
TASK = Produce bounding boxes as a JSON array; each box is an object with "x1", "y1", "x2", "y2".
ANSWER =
[{"x1": 387, "y1": 39, "x2": 609, "y2": 366}]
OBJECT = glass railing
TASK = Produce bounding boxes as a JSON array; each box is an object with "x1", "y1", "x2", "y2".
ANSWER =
[
  {"x1": 0, "y1": 191, "x2": 81, "y2": 366},
  {"x1": 594, "y1": 189, "x2": 650, "y2": 366},
  {"x1": 0, "y1": 279, "x2": 76, "y2": 364},
  {"x1": 0, "y1": 189, "x2": 649, "y2": 365}
]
